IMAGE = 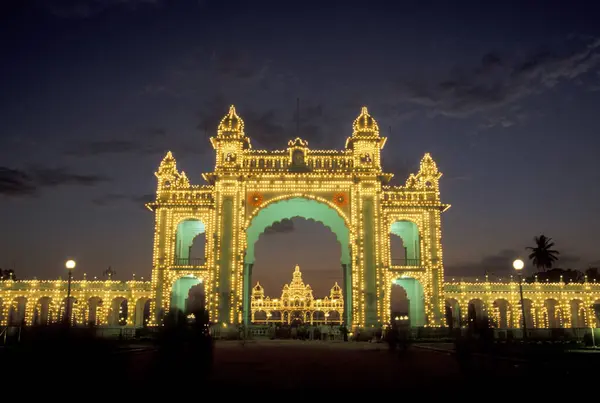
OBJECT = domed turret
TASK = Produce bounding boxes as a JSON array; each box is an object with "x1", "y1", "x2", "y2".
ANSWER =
[
  {"x1": 217, "y1": 105, "x2": 245, "y2": 136},
  {"x1": 346, "y1": 107, "x2": 386, "y2": 170},
  {"x1": 352, "y1": 106, "x2": 379, "y2": 136}
]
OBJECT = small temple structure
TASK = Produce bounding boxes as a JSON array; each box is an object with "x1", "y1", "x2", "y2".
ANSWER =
[{"x1": 250, "y1": 265, "x2": 344, "y2": 325}]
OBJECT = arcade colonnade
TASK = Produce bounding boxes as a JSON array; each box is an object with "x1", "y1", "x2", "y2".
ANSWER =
[
  {"x1": 2, "y1": 277, "x2": 600, "y2": 330},
  {"x1": 0, "y1": 279, "x2": 151, "y2": 326},
  {"x1": 445, "y1": 280, "x2": 600, "y2": 329}
]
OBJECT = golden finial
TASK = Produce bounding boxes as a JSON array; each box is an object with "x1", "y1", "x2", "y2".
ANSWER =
[
  {"x1": 352, "y1": 106, "x2": 379, "y2": 135},
  {"x1": 176, "y1": 170, "x2": 190, "y2": 187},
  {"x1": 419, "y1": 153, "x2": 440, "y2": 176},
  {"x1": 155, "y1": 150, "x2": 177, "y2": 179},
  {"x1": 217, "y1": 104, "x2": 245, "y2": 136}
]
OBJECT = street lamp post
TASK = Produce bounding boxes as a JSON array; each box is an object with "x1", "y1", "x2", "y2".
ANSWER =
[
  {"x1": 513, "y1": 259, "x2": 527, "y2": 340},
  {"x1": 65, "y1": 259, "x2": 76, "y2": 326}
]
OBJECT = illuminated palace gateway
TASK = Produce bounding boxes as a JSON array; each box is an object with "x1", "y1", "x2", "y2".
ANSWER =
[
  {"x1": 2, "y1": 106, "x2": 600, "y2": 330},
  {"x1": 250, "y1": 265, "x2": 344, "y2": 325}
]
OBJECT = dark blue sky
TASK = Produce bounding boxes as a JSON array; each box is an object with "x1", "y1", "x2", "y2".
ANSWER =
[{"x1": 1, "y1": 0, "x2": 600, "y2": 293}]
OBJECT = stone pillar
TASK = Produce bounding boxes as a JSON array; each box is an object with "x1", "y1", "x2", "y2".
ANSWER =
[
  {"x1": 586, "y1": 304, "x2": 596, "y2": 328},
  {"x1": 217, "y1": 197, "x2": 234, "y2": 323},
  {"x1": 243, "y1": 263, "x2": 253, "y2": 326},
  {"x1": 25, "y1": 299, "x2": 35, "y2": 325},
  {"x1": 362, "y1": 197, "x2": 377, "y2": 327},
  {"x1": 152, "y1": 208, "x2": 168, "y2": 325},
  {"x1": 342, "y1": 263, "x2": 352, "y2": 327}
]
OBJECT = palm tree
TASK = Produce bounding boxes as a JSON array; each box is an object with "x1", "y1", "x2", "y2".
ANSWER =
[{"x1": 526, "y1": 235, "x2": 560, "y2": 270}]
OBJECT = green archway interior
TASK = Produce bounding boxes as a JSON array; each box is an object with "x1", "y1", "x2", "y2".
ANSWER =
[
  {"x1": 393, "y1": 277, "x2": 425, "y2": 327},
  {"x1": 171, "y1": 275, "x2": 202, "y2": 312},
  {"x1": 175, "y1": 220, "x2": 205, "y2": 260},
  {"x1": 390, "y1": 221, "x2": 420, "y2": 261},
  {"x1": 245, "y1": 197, "x2": 350, "y2": 265},
  {"x1": 244, "y1": 197, "x2": 351, "y2": 325}
]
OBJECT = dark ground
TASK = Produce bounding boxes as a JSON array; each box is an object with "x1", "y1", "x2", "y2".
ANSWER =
[{"x1": 3, "y1": 338, "x2": 600, "y2": 390}]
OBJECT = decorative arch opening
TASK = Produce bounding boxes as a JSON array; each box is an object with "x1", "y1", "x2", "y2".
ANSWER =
[
  {"x1": 491, "y1": 299, "x2": 511, "y2": 328},
  {"x1": 543, "y1": 299, "x2": 562, "y2": 328},
  {"x1": 175, "y1": 219, "x2": 206, "y2": 265},
  {"x1": 244, "y1": 197, "x2": 352, "y2": 327},
  {"x1": 467, "y1": 299, "x2": 487, "y2": 329},
  {"x1": 8, "y1": 297, "x2": 27, "y2": 326},
  {"x1": 391, "y1": 276, "x2": 425, "y2": 327},
  {"x1": 593, "y1": 300, "x2": 600, "y2": 327},
  {"x1": 171, "y1": 275, "x2": 204, "y2": 314},
  {"x1": 87, "y1": 297, "x2": 103, "y2": 326},
  {"x1": 390, "y1": 220, "x2": 421, "y2": 266},
  {"x1": 108, "y1": 297, "x2": 128, "y2": 326},
  {"x1": 570, "y1": 299, "x2": 586, "y2": 328},
  {"x1": 445, "y1": 298, "x2": 461, "y2": 329},
  {"x1": 253, "y1": 310, "x2": 267, "y2": 322},
  {"x1": 60, "y1": 297, "x2": 78, "y2": 325},
  {"x1": 134, "y1": 298, "x2": 152, "y2": 327},
  {"x1": 33, "y1": 297, "x2": 54, "y2": 325},
  {"x1": 513, "y1": 299, "x2": 535, "y2": 329}
]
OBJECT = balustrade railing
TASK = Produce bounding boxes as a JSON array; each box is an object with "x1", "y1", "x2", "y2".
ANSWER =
[
  {"x1": 173, "y1": 257, "x2": 206, "y2": 267},
  {"x1": 391, "y1": 258, "x2": 422, "y2": 266}
]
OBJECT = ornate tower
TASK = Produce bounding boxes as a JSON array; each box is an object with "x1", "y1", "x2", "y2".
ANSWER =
[
  {"x1": 210, "y1": 105, "x2": 251, "y2": 172},
  {"x1": 345, "y1": 106, "x2": 387, "y2": 172},
  {"x1": 209, "y1": 105, "x2": 249, "y2": 323},
  {"x1": 155, "y1": 151, "x2": 189, "y2": 192}
]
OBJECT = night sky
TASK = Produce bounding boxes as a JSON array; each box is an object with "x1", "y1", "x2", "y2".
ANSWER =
[{"x1": 1, "y1": 0, "x2": 600, "y2": 295}]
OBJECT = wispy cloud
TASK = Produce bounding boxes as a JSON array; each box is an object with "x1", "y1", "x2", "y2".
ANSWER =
[
  {"x1": 40, "y1": 0, "x2": 160, "y2": 19},
  {"x1": 63, "y1": 127, "x2": 203, "y2": 157},
  {"x1": 397, "y1": 37, "x2": 600, "y2": 127},
  {"x1": 264, "y1": 219, "x2": 295, "y2": 235},
  {"x1": 0, "y1": 166, "x2": 109, "y2": 198},
  {"x1": 92, "y1": 192, "x2": 153, "y2": 207}
]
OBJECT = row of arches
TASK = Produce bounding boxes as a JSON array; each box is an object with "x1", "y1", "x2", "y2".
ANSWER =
[
  {"x1": 0, "y1": 296, "x2": 152, "y2": 327},
  {"x1": 446, "y1": 298, "x2": 600, "y2": 329},
  {"x1": 172, "y1": 217, "x2": 422, "y2": 268}
]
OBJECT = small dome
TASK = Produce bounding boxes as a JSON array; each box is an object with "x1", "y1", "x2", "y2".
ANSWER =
[
  {"x1": 352, "y1": 106, "x2": 379, "y2": 135},
  {"x1": 218, "y1": 105, "x2": 244, "y2": 135}
]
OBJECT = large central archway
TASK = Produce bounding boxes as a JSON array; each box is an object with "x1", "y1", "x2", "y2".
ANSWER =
[{"x1": 244, "y1": 197, "x2": 352, "y2": 326}]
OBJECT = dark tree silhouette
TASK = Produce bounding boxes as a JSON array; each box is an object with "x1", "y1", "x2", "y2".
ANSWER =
[
  {"x1": 0, "y1": 269, "x2": 16, "y2": 280},
  {"x1": 526, "y1": 235, "x2": 559, "y2": 270},
  {"x1": 585, "y1": 267, "x2": 600, "y2": 282},
  {"x1": 526, "y1": 268, "x2": 584, "y2": 283}
]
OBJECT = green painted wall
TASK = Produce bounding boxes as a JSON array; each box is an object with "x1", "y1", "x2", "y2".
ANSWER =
[
  {"x1": 394, "y1": 277, "x2": 425, "y2": 327},
  {"x1": 245, "y1": 198, "x2": 350, "y2": 265},
  {"x1": 242, "y1": 263, "x2": 253, "y2": 325},
  {"x1": 342, "y1": 263, "x2": 352, "y2": 326},
  {"x1": 218, "y1": 197, "x2": 234, "y2": 322},
  {"x1": 390, "y1": 221, "x2": 420, "y2": 261},
  {"x1": 363, "y1": 198, "x2": 377, "y2": 326},
  {"x1": 171, "y1": 276, "x2": 202, "y2": 312},
  {"x1": 175, "y1": 220, "x2": 205, "y2": 259}
]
